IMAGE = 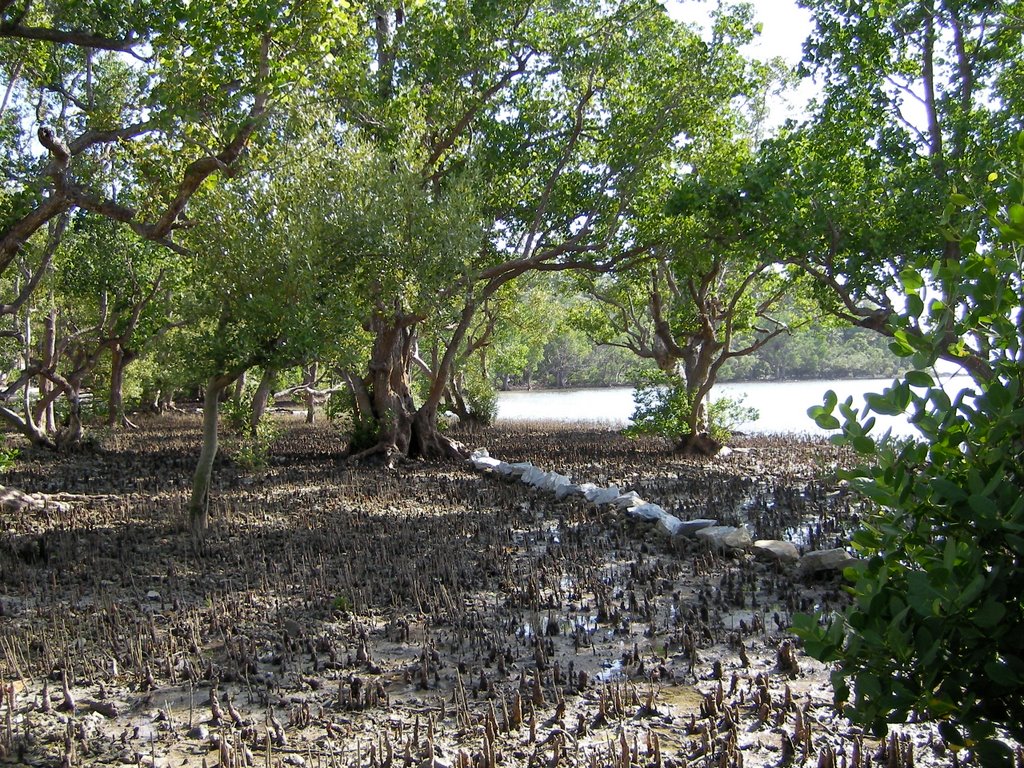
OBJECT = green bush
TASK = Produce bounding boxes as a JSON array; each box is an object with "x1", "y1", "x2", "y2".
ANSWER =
[
  {"x1": 460, "y1": 369, "x2": 498, "y2": 428},
  {"x1": 220, "y1": 393, "x2": 277, "y2": 471},
  {"x1": 795, "y1": 153, "x2": 1024, "y2": 765},
  {"x1": 0, "y1": 440, "x2": 18, "y2": 471},
  {"x1": 625, "y1": 373, "x2": 757, "y2": 444}
]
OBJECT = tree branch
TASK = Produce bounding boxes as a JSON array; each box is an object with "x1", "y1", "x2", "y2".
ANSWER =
[{"x1": 0, "y1": 22, "x2": 141, "y2": 52}]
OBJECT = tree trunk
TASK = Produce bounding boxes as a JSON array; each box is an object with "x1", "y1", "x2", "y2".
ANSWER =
[
  {"x1": 355, "y1": 312, "x2": 465, "y2": 463},
  {"x1": 189, "y1": 372, "x2": 238, "y2": 543},
  {"x1": 38, "y1": 309, "x2": 56, "y2": 434},
  {"x1": 250, "y1": 367, "x2": 276, "y2": 435},
  {"x1": 55, "y1": 392, "x2": 82, "y2": 451},
  {"x1": 231, "y1": 370, "x2": 247, "y2": 402},
  {"x1": 675, "y1": 337, "x2": 721, "y2": 456},
  {"x1": 107, "y1": 345, "x2": 138, "y2": 428},
  {"x1": 303, "y1": 362, "x2": 318, "y2": 424}
]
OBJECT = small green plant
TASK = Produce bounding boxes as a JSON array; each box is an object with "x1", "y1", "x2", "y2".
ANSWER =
[
  {"x1": 625, "y1": 373, "x2": 757, "y2": 444},
  {"x1": 322, "y1": 387, "x2": 380, "y2": 450},
  {"x1": 332, "y1": 594, "x2": 353, "y2": 615},
  {"x1": 324, "y1": 390, "x2": 347, "y2": 422},
  {"x1": 0, "y1": 440, "x2": 19, "y2": 471},
  {"x1": 230, "y1": 422, "x2": 277, "y2": 471},
  {"x1": 221, "y1": 396, "x2": 251, "y2": 434},
  {"x1": 220, "y1": 397, "x2": 277, "y2": 471}
]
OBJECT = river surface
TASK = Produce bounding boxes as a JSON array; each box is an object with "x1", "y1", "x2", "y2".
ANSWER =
[{"x1": 495, "y1": 375, "x2": 974, "y2": 437}]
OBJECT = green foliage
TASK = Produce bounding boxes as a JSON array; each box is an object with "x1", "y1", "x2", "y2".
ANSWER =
[
  {"x1": 326, "y1": 387, "x2": 380, "y2": 453},
  {"x1": 220, "y1": 397, "x2": 252, "y2": 435},
  {"x1": 220, "y1": 394, "x2": 278, "y2": 472},
  {"x1": 0, "y1": 439, "x2": 19, "y2": 472},
  {"x1": 625, "y1": 373, "x2": 758, "y2": 444},
  {"x1": 796, "y1": 147, "x2": 1024, "y2": 764},
  {"x1": 347, "y1": 411, "x2": 381, "y2": 455},
  {"x1": 230, "y1": 425, "x2": 278, "y2": 472},
  {"x1": 460, "y1": 369, "x2": 498, "y2": 428}
]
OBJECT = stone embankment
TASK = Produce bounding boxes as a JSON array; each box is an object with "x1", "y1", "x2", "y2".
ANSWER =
[{"x1": 468, "y1": 448, "x2": 857, "y2": 577}]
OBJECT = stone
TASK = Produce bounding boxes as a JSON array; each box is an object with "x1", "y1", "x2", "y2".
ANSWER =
[
  {"x1": 540, "y1": 472, "x2": 572, "y2": 493},
  {"x1": 584, "y1": 485, "x2": 621, "y2": 505},
  {"x1": 799, "y1": 548, "x2": 858, "y2": 576},
  {"x1": 493, "y1": 462, "x2": 515, "y2": 477},
  {"x1": 521, "y1": 466, "x2": 548, "y2": 487},
  {"x1": 554, "y1": 483, "x2": 582, "y2": 501},
  {"x1": 673, "y1": 518, "x2": 718, "y2": 537},
  {"x1": 611, "y1": 491, "x2": 644, "y2": 510},
  {"x1": 471, "y1": 455, "x2": 501, "y2": 471},
  {"x1": 655, "y1": 514, "x2": 684, "y2": 537},
  {"x1": 695, "y1": 525, "x2": 753, "y2": 551},
  {"x1": 627, "y1": 503, "x2": 668, "y2": 522},
  {"x1": 753, "y1": 539, "x2": 800, "y2": 565}
]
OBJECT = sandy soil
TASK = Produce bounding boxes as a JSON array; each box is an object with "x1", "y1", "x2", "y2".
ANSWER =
[{"x1": 0, "y1": 416, "x2": 979, "y2": 767}]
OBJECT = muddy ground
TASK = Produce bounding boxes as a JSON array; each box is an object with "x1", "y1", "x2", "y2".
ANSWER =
[{"x1": 0, "y1": 416, "x2": 982, "y2": 767}]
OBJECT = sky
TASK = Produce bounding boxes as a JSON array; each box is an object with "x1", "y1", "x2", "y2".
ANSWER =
[{"x1": 665, "y1": 0, "x2": 818, "y2": 128}]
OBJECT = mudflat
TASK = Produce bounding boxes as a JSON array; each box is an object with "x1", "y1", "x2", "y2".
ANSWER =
[{"x1": 0, "y1": 417, "x2": 961, "y2": 767}]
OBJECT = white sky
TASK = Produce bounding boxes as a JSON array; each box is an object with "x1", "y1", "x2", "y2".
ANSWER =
[{"x1": 665, "y1": 0, "x2": 817, "y2": 128}]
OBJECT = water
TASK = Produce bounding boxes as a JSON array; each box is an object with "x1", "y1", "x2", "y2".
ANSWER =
[{"x1": 495, "y1": 375, "x2": 974, "y2": 438}]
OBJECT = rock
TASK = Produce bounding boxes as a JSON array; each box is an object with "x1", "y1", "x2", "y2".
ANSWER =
[
  {"x1": 554, "y1": 482, "x2": 581, "y2": 500},
  {"x1": 753, "y1": 539, "x2": 800, "y2": 565},
  {"x1": 493, "y1": 462, "x2": 515, "y2": 477},
  {"x1": 611, "y1": 491, "x2": 644, "y2": 510},
  {"x1": 145, "y1": 590, "x2": 161, "y2": 601},
  {"x1": 521, "y1": 466, "x2": 548, "y2": 487},
  {"x1": 471, "y1": 455, "x2": 501, "y2": 470},
  {"x1": 187, "y1": 724, "x2": 210, "y2": 740},
  {"x1": 0, "y1": 487, "x2": 43, "y2": 513},
  {"x1": 627, "y1": 503, "x2": 668, "y2": 522},
  {"x1": 584, "y1": 485, "x2": 620, "y2": 505},
  {"x1": 540, "y1": 472, "x2": 571, "y2": 493},
  {"x1": 695, "y1": 525, "x2": 753, "y2": 551},
  {"x1": 673, "y1": 518, "x2": 718, "y2": 537},
  {"x1": 655, "y1": 514, "x2": 684, "y2": 537},
  {"x1": 799, "y1": 548, "x2": 857, "y2": 576}
]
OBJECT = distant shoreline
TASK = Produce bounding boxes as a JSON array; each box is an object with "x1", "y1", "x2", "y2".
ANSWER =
[{"x1": 499, "y1": 371, "x2": 968, "y2": 394}]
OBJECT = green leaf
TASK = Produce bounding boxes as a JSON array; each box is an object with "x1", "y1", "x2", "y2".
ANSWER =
[
  {"x1": 814, "y1": 413, "x2": 842, "y2": 430},
  {"x1": 899, "y1": 269, "x2": 924, "y2": 291},
  {"x1": 1009, "y1": 204, "x2": 1024, "y2": 227},
  {"x1": 973, "y1": 599, "x2": 1006, "y2": 628},
  {"x1": 905, "y1": 370, "x2": 934, "y2": 388}
]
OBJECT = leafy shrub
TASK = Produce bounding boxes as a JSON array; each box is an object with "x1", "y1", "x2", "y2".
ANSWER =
[
  {"x1": 0, "y1": 440, "x2": 18, "y2": 471},
  {"x1": 220, "y1": 394, "x2": 277, "y2": 471},
  {"x1": 220, "y1": 396, "x2": 251, "y2": 434},
  {"x1": 460, "y1": 369, "x2": 498, "y2": 428},
  {"x1": 794, "y1": 154, "x2": 1024, "y2": 765},
  {"x1": 230, "y1": 421, "x2": 278, "y2": 471},
  {"x1": 625, "y1": 373, "x2": 757, "y2": 443}
]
